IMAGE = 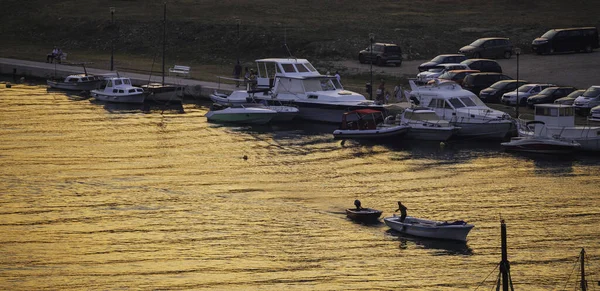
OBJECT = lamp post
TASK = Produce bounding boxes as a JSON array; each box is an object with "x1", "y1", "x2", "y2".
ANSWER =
[
  {"x1": 369, "y1": 33, "x2": 374, "y2": 100},
  {"x1": 514, "y1": 47, "x2": 521, "y2": 118},
  {"x1": 236, "y1": 18, "x2": 241, "y2": 63},
  {"x1": 110, "y1": 7, "x2": 115, "y2": 71}
]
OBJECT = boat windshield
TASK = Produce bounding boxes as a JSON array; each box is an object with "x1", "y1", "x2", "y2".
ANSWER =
[
  {"x1": 448, "y1": 98, "x2": 465, "y2": 108},
  {"x1": 582, "y1": 87, "x2": 600, "y2": 97},
  {"x1": 460, "y1": 96, "x2": 485, "y2": 106},
  {"x1": 304, "y1": 78, "x2": 338, "y2": 91}
]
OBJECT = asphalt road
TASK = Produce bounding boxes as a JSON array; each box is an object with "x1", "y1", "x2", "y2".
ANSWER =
[{"x1": 336, "y1": 51, "x2": 600, "y2": 90}]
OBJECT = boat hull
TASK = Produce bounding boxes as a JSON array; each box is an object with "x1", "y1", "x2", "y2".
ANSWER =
[
  {"x1": 501, "y1": 137, "x2": 581, "y2": 154},
  {"x1": 346, "y1": 208, "x2": 382, "y2": 223},
  {"x1": 383, "y1": 216, "x2": 474, "y2": 242},
  {"x1": 47, "y1": 80, "x2": 104, "y2": 91},
  {"x1": 333, "y1": 125, "x2": 409, "y2": 140},
  {"x1": 406, "y1": 126, "x2": 459, "y2": 141},
  {"x1": 294, "y1": 101, "x2": 385, "y2": 123},
  {"x1": 91, "y1": 91, "x2": 146, "y2": 104},
  {"x1": 205, "y1": 107, "x2": 277, "y2": 125},
  {"x1": 453, "y1": 121, "x2": 514, "y2": 139},
  {"x1": 143, "y1": 84, "x2": 183, "y2": 103}
]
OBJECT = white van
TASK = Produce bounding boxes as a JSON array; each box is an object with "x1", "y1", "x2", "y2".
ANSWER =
[{"x1": 573, "y1": 86, "x2": 600, "y2": 115}]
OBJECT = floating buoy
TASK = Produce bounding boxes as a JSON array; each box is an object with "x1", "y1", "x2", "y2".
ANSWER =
[
  {"x1": 242, "y1": 155, "x2": 248, "y2": 160},
  {"x1": 5, "y1": 83, "x2": 11, "y2": 88}
]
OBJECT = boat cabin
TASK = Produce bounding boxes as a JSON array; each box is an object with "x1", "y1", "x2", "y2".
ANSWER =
[
  {"x1": 254, "y1": 58, "x2": 321, "y2": 89},
  {"x1": 340, "y1": 109, "x2": 384, "y2": 130},
  {"x1": 64, "y1": 74, "x2": 103, "y2": 83},
  {"x1": 101, "y1": 77, "x2": 144, "y2": 94}
]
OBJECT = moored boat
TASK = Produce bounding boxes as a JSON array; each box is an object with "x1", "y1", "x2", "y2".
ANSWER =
[
  {"x1": 383, "y1": 215, "x2": 474, "y2": 242},
  {"x1": 214, "y1": 58, "x2": 385, "y2": 123},
  {"x1": 407, "y1": 80, "x2": 514, "y2": 140},
  {"x1": 395, "y1": 107, "x2": 460, "y2": 141},
  {"x1": 90, "y1": 76, "x2": 145, "y2": 103},
  {"x1": 333, "y1": 109, "x2": 409, "y2": 140},
  {"x1": 205, "y1": 103, "x2": 277, "y2": 125},
  {"x1": 47, "y1": 74, "x2": 105, "y2": 91}
]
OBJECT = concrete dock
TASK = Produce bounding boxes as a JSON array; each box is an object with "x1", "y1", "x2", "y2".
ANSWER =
[{"x1": 0, "y1": 57, "x2": 236, "y2": 99}]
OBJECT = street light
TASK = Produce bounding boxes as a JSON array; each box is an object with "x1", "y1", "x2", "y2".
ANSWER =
[
  {"x1": 236, "y1": 18, "x2": 241, "y2": 63},
  {"x1": 110, "y1": 7, "x2": 115, "y2": 71},
  {"x1": 369, "y1": 33, "x2": 375, "y2": 100},
  {"x1": 514, "y1": 47, "x2": 521, "y2": 118}
]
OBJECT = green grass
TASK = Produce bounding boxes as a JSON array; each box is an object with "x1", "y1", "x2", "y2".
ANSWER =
[{"x1": 1, "y1": 0, "x2": 598, "y2": 88}]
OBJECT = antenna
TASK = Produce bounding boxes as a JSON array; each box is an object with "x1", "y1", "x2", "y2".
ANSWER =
[{"x1": 283, "y1": 28, "x2": 294, "y2": 59}]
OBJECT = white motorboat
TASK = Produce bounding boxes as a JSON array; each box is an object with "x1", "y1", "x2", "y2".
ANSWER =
[
  {"x1": 333, "y1": 109, "x2": 409, "y2": 140},
  {"x1": 211, "y1": 90, "x2": 299, "y2": 122},
  {"x1": 518, "y1": 104, "x2": 600, "y2": 152},
  {"x1": 205, "y1": 103, "x2": 277, "y2": 125},
  {"x1": 215, "y1": 58, "x2": 384, "y2": 123},
  {"x1": 407, "y1": 80, "x2": 514, "y2": 140},
  {"x1": 393, "y1": 107, "x2": 460, "y2": 141},
  {"x1": 383, "y1": 215, "x2": 475, "y2": 242},
  {"x1": 502, "y1": 120, "x2": 580, "y2": 154},
  {"x1": 90, "y1": 76, "x2": 145, "y2": 103}
]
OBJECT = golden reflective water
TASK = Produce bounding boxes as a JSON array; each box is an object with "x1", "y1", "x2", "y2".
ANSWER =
[{"x1": 1, "y1": 83, "x2": 599, "y2": 290}]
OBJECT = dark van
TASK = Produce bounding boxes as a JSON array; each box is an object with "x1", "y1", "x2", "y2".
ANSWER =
[
  {"x1": 462, "y1": 72, "x2": 513, "y2": 96},
  {"x1": 532, "y1": 27, "x2": 599, "y2": 54}
]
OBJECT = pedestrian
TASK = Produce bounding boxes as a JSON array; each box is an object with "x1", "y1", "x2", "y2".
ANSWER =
[
  {"x1": 233, "y1": 61, "x2": 242, "y2": 87},
  {"x1": 376, "y1": 79, "x2": 385, "y2": 104},
  {"x1": 334, "y1": 71, "x2": 341, "y2": 83},
  {"x1": 47, "y1": 46, "x2": 58, "y2": 63},
  {"x1": 385, "y1": 91, "x2": 391, "y2": 104},
  {"x1": 395, "y1": 201, "x2": 408, "y2": 222},
  {"x1": 393, "y1": 83, "x2": 403, "y2": 102},
  {"x1": 55, "y1": 48, "x2": 63, "y2": 64},
  {"x1": 243, "y1": 67, "x2": 250, "y2": 87}
]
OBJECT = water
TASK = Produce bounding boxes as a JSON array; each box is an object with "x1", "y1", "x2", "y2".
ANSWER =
[{"x1": 1, "y1": 83, "x2": 599, "y2": 290}]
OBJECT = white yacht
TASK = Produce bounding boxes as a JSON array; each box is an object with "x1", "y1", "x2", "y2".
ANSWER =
[
  {"x1": 91, "y1": 77, "x2": 145, "y2": 103},
  {"x1": 395, "y1": 107, "x2": 460, "y2": 141},
  {"x1": 518, "y1": 104, "x2": 600, "y2": 152},
  {"x1": 407, "y1": 80, "x2": 514, "y2": 139},
  {"x1": 213, "y1": 58, "x2": 384, "y2": 123}
]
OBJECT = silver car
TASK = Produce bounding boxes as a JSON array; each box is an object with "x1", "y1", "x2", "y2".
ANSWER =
[{"x1": 501, "y1": 83, "x2": 556, "y2": 106}]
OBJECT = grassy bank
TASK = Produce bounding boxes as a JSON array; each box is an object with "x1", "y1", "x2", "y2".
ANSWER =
[{"x1": 1, "y1": 0, "x2": 598, "y2": 88}]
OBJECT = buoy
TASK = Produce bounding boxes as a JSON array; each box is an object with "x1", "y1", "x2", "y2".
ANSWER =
[
  {"x1": 243, "y1": 155, "x2": 248, "y2": 160},
  {"x1": 6, "y1": 83, "x2": 11, "y2": 88}
]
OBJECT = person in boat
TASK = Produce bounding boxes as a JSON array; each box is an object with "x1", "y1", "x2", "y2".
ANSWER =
[
  {"x1": 395, "y1": 201, "x2": 407, "y2": 222},
  {"x1": 335, "y1": 71, "x2": 341, "y2": 83},
  {"x1": 233, "y1": 61, "x2": 242, "y2": 88},
  {"x1": 354, "y1": 199, "x2": 362, "y2": 210},
  {"x1": 248, "y1": 69, "x2": 257, "y2": 89}
]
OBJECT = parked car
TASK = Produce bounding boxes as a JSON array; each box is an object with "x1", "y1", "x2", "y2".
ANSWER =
[
  {"x1": 417, "y1": 54, "x2": 467, "y2": 72},
  {"x1": 358, "y1": 43, "x2": 402, "y2": 66},
  {"x1": 462, "y1": 72, "x2": 513, "y2": 96},
  {"x1": 573, "y1": 85, "x2": 600, "y2": 115},
  {"x1": 415, "y1": 63, "x2": 470, "y2": 84},
  {"x1": 478, "y1": 80, "x2": 529, "y2": 103},
  {"x1": 527, "y1": 86, "x2": 577, "y2": 108},
  {"x1": 501, "y1": 83, "x2": 557, "y2": 106},
  {"x1": 460, "y1": 58, "x2": 502, "y2": 73},
  {"x1": 554, "y1": 89, "x2": 586, "y2": 105},
  {"x1": 432, "y1": 69, "x2": 480, "y2": 86},
  {"x1": 532, "y1": 27, "x2": 599, "y2": 55},
  {"x1": 459, "y1": 37, "x2": 514, "y2": 59},
  {"x1": 588, "y1": 105, "x2": 600, "y2": 121}
]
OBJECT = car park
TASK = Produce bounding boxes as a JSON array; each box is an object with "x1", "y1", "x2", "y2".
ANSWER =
[
  {"x1": 501, "y1": 83, "x2": 556, "y2": 106},
  {"x1": 415, "y1": 63, "x2": 470, "y2": 85},
  {"x1": 417, "y1": 54, "x2": 467, "y2": 72},
  {"x1": 573, "y1": 86, "x2": 600, "y2": 115},
  {"x1": 554, "y1": 89, "x2": 586, "y2": 105},
  {"x1": 460, "y1": 59, "x2": 502, "y2": 73},
  {"x1": 358, "y1": 43, "x2": 403, "y2": 66},
  {"x1": 527, "y1": 86, "x2": 577, "y2": 108},
  {"x1": 478, "y1": 80, "x2": 529, "y2": 103},
  {"x1": 588, "y1": 105, "x2": 600, "y2": 121},
  {"x1": 532, "y1": 27, "x2": 599, "y2": 55},
  {"x1": 462, "y1": 72, "x2": 513, "y2": 96},
  {"x1": 432, "y1": 69, "x2": 480, "y2": 86},
  {"x1": 459, "y1": 37, "x2": 514, "y2": 59}
]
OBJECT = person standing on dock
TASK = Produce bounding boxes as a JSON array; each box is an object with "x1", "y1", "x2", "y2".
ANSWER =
[
  {"x1": 395, "y1": 201, "x2": 407, "y2": 222},
  {"x1": 233, "y1": 61, "x2": 242, "y2": 87}
]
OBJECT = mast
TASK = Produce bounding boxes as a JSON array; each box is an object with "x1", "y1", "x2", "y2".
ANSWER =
[
  {"x1": 580, "y1": 248, "x2": 587, "y2": 291},
  {"x1": 496, "y1": 219, "x2": 514, "y2": 291},
  {"x1": 162, "y1": 2, "x2": 166, "y2": 86}
]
